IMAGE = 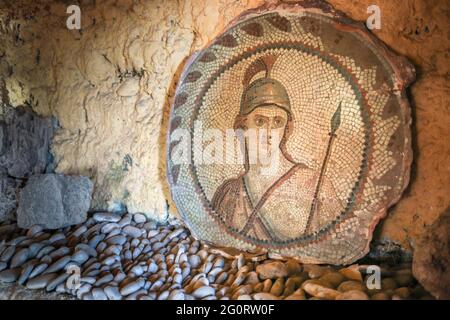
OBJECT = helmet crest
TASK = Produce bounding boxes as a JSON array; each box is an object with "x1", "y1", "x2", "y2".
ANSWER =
[{"x1": 240, "y1": 54, "x2": 291, "y2": 115}]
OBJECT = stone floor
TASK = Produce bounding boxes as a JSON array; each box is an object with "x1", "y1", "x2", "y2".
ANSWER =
[
  {"x1": 0, "y1": 213, "x2": 435, "y2": 300},
  {"x1": 0, "y1": 282, "x2": 74, "y2": 300}
]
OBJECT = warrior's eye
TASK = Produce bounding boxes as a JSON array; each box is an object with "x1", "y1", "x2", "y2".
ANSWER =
[
  {"x1": 255, "y1": 116, "x2": 265, "y2": 127},
  {"x1": 273, "y1": 116, "x2": 285, "y2": 128}
]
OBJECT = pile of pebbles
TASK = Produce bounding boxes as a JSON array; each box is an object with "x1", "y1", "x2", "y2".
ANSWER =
[{"x1": 0, "y1": 213, "x2": 434, "y2": 300}]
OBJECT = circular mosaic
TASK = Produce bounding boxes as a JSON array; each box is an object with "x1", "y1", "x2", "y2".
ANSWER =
[{"x1": 167, "y1": 3, "x2": 414, "y2": 264}]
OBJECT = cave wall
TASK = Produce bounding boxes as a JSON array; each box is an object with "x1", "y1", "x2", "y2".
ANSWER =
[{"x1": 0, "y1": 0, "x2": 448, "y2": 253}]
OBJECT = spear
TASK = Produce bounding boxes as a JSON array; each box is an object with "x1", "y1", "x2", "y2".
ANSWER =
[{"x1": 304, "y1": 102, "x2": 342, "y2": 233}]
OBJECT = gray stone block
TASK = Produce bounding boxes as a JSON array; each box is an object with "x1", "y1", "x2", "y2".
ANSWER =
[{"x1": 17, "y1": 174, "x2": 94, "y2": 229}]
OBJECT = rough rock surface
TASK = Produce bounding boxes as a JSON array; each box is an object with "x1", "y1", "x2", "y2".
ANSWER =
[
  {"x1": 0, "y1": 171, "x2": 19, "y2": 221},
  {"x1": 0, "y1": 105, "x2": 55, "y2": 178},
  {"x1": 0, "y1": 104, "x2": 56, "y2": 221},
  {"x1": 412, "y1": 206, "x2": 450, "y2": 300},
  {"x1": 17, "y1": 174, "x2": 94, "y2": 229},
  {"x1": 0, "y1": 0, "x2": 448, "y2": 254}
]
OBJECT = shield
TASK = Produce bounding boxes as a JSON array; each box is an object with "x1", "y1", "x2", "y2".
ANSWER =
[{"x1": 166, "y1": 2, "x2": 414, "y2": 264}]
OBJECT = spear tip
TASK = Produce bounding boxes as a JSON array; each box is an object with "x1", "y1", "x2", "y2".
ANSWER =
[{"x1": 330, "y1": 101, "x2": 342, "y2": 134}]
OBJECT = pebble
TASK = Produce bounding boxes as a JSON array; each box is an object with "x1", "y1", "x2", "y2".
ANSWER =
[
  {"x1": 77, "y1": 283, "x2": 92, "y2": 299},
  {"x1": 381, "y1": 278, "x2": 398, "y2": 290},
  {"x1": 262, "y1": 279, "x2": 272, "y2": 292},
  {"x1": 202, "y1": 261, "x2": 213, "y2": 274},
  {"x1": 167, "y1": 229, "x2": 183, "y2": 241},
  {"x1": 130, "y1": 238, "x2": 140, "y2": 247},
  {"x1": 339, "y1": 265, "x2": 363, "y2": 282},
  {"x1": 133, "y1": 213, "x2": 147, "y2": 224},
  {"x1": 168, "y1": 290, "x2": 185, "y2": 300},
  {"x1": 143, "y1": 222, "x2": 157, "y2": 231},
  {"x1": 88, "y1": 234, "x2": 104, "y2": 249},
  {"x1": 336, "y1": 290, "x2": 370, "y2": 300},
  {"x1": 101, "y1": 223, "x2": 120, "y2": 234},
  {"x1": 256, "y1": 261, "x2": 288, "y2": 280},
  {"x1": 252, "y1": 292, "x2": 280, "y2": 300},
  {"x1": 49, "y1": 247, "x2": 71, "y2": 260},
  {"x1": 0, "y1": 245, "x2": 15, "y2": 262},
  {"x1": 92, "y1": 288, "x2": 108, "y2": 300},
  {"x1": 123, "y1": 226, "x2": 142, "y2": 238},
  {"x1": 106, "y1": 235, "x2": 127, "y2": 246},
  {"x1": 26, "y1": 273, "x2": 58, "y2": 289},
  {"x1": 157, "y1": 290, "x2": 170, "y2": 300},
  {"x1": 72, "y1": 250, "x2": 89, "y2": 264},
  {"x1": 72, "y1": 226, "x2": 88, "y2": 238},
  {"x1": 192, "y1": 285, "x2": 216, "y2": 299},
  {"x1": 285, "y1": 259, "x2": 303, "y2": 276},
  {"x1": 215, "y1": 271, "x2": 228, "y2": 285},
  {"x1": 93, "y1": 212, "x2": 122, "y2": 223},
  {"x1": 102, "y1": 255, "x2": 118, "y2": 266},
  {"x1": 84, "y1": 261, "x2": 100, "y2": 273},
  {"x1": 126, "y1": 288, "x2": 148, "y2": 300},
  {"x1": 36, "y1": 246, "x2": 55, "y2": 259},
  {"x1": 148, "y1": 262, "x2": 158, "y2": 274},
  {"x1": 28, "y1": 243, "x2": 45, "y2": 258},
  {"x1": 18, "y1": 263, "x2": 35, "y2": 285},
  {"x1": 147, "y1": 230, "x2": 159, "y2": 238},
  {"x1": 82, "y1": 292, "x2": 94, "y2": 300},
  {"x1": 303, "y1": 265, "x2": 329, "y2": 279},
  {"x1": 29, "y1": 263, "x2": 48, "y2": 278},
  {"x1": 40, "y1": 255, "x2": 52, "y2": 264},
  {"x1": 270, "y1": 278, "x2": 285, "y2": 296},
  {"x1": 104, "y1": 286, "x2": 122, "y2": 300},
  {"x1": 394, "y1": 270, "x2": 414, "y2": 287},
  {"x1": 152, "y1": 242, "x2": 164, "y2": 252},
  {"x1": 46, "y1": 273, "x2": 70, "y2": 291},
  {"x1": 118, "y1": 215, "x2": 132, "y2": 228},
  {"x1": 48, "y1": 233, "x2": 66, "y2": 244},
  {"x1": 120, "y1": 278, "x2": 145, "y2": 296},
  {"x1": 394, "y1": 287, "x2": 411, "y2": 299},
  {"x1": 80, "y1": 276, "x2": 97, "y2": 284},
  {"x1": 285, "y1": 288, "x2": 306, "y2": 300},
  {"x1": 95, "y1": 273, "x2": 114, "y2": 286},
  {"x1": 44, "y1": 256, "x2": 72, "y2": 274},
  {"x1": 130, "y1": 265, "x2": 144, "y2": 276},
  {"x1": 97, "y1": 243, "x2": 108, "y2": 255},
  {"x1": 188, "y1": 255, "x2": 202, "y2": 269},
  {"x1": 132, "y1": 247, "x2": 142, "y2": 260},
  {"x1": 320, "y1": 272, "x2": 345, "y2": 288},
  {"x1": 106, "y1": 228, "x2": 122, "y2": 239},
  {"x1": 0, "y1": 268, "x2": 21, "y2": 282},
  {"x1": 9, "y1": 236, "x2": 27, "y2": 245},
  {"x1": 338, "y1": 280, "x2": 367, "y2": 292},
  {"x1": 303, "y1": 282, "x2": 340, "y2": 300},
  {"x1": 123, "y1": 249, "x2": 132, "y2": 260},
  {"x1": 105, "y1": 245, "x2": 121, "y2": 256},
  {"x1": 26, "y1": 225, "x2": 44, "y2": 238},
  {"x1": 76, "y1": 243, "x2": 97, "y2": 257},
  {"x1": 371, "y1": 292, "x2": 390, "y2": 300},
  {"x1": 10, "y1": 248, "x2": 29, "y2": 268}
]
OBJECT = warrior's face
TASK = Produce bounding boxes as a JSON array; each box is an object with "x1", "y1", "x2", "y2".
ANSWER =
[{"x1": 246, "y1": 105, "x2": 288, "y2": 149}]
